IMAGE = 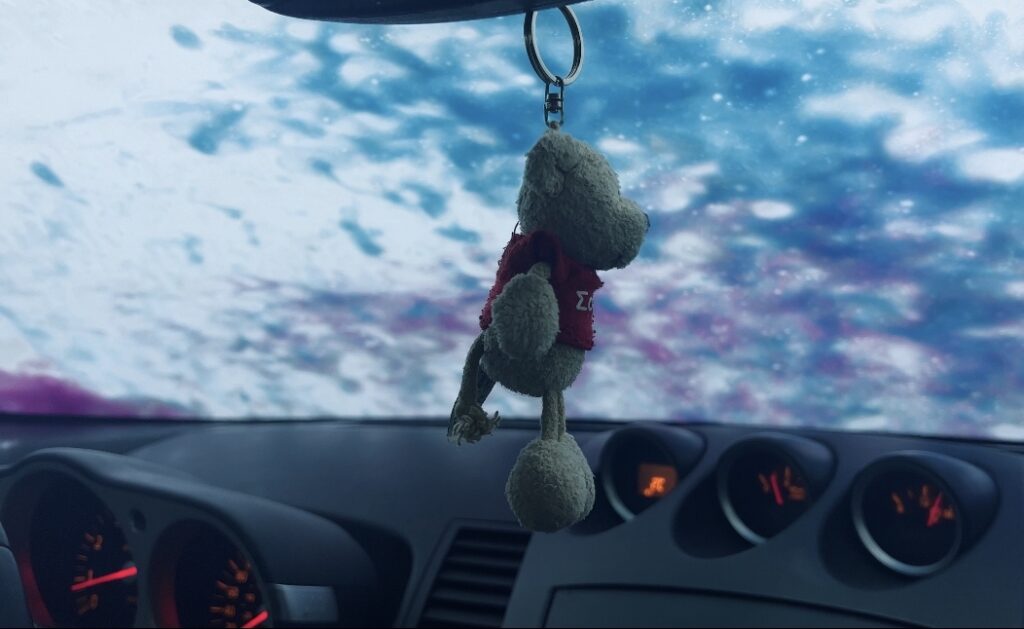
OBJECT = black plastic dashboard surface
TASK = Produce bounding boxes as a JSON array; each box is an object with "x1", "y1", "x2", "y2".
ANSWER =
[{"x1": 0, "y1": 417, "x2": 1022, "y2": 628}]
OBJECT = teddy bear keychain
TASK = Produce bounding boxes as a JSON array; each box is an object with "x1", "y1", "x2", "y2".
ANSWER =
[{"x1": 448, "y1": 6, "x2": 649, "y2": 532}]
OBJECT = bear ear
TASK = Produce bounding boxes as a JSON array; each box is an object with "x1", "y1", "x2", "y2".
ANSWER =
[{"x1": 523, "y1": 129, "x2": 584, "y2": 198}]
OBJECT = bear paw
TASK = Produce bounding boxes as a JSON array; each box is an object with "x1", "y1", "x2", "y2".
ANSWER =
[{"x1": 448, "y1": 400, "x2": 501, "y2": 445}]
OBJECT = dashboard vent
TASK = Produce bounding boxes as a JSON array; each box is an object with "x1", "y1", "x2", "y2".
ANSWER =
[{"x1": 418, "y1": 526, "x2": 531, "y2": 628}]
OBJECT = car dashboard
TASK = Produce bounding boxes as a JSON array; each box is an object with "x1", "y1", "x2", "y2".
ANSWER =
[{"x1": 0, "y1": 417, "x2": 1023, "y2": 628}]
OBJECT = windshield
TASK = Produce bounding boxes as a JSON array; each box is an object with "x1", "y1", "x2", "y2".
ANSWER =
[{"x1": 1, "y1": 1, "x2": 1021, "y2": 438}]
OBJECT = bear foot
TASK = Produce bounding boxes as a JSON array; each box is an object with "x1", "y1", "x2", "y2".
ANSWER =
[{"x1": 505, "y1": 434, "x2": 596, "y2": 532}]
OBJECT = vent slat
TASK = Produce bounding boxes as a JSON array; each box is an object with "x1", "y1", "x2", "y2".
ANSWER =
[
  {"x1": 450, "y1": 538, "x2": 529, "y2": 558},
  {"x1": 420, "y1": 621, "x2": 481, "y2": 629},
  {"x1": 420, "y1": 605, "x2": 504, "y2": 628},
  {"x1": 435, "y1": 569, "x2": 516, "y2": 592},
  {"x1": 430, "y1": 586, "x2": 511, "y2": 610},
  {"x1": 457, "y1": 529, "x2": 530, "y2": 544},
  {"x1": 445, "y1": 553, "x2": 523, "y2": 573},
  {"x1": 417, "y1": 527, "x2": 530, "y2": 628}
]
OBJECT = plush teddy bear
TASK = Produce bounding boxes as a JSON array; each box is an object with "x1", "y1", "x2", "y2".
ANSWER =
[{"x1": 448, "y1": 127, "x2": 649, "y2": 532}]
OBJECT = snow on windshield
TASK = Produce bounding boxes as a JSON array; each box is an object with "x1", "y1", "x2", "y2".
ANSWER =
[{"x1": 1, "y1": 1, "x2": 1021, "y2": 438}]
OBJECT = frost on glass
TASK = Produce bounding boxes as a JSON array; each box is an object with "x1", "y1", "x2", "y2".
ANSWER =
[{"x1": 0, "y1": 1, "x2": 1021, "y2": 438}]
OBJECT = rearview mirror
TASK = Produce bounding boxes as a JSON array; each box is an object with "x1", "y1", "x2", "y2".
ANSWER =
[{"x1": 248, "y1": 0, "x2": 591, "y2": 24}]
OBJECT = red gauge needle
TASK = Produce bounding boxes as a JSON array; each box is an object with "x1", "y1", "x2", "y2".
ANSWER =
[
  {"x1": 926, "y1": 493, "x2": 944, "y2": 528},
  {"x1": 242, "y1": 610, "x2": 269, "y2": 629},
  {"x1": 70, "y1": 566, "x2": 138, "y2": 592},
  {"x1": 769, "y1": 472, "x2": 784, "y2": 506}
]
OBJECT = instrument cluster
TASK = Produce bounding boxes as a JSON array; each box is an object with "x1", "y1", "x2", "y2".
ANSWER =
[
  {"x1": 588, "y1": 424, "x2": 998, "y2": 579},
  {"x1": 0, "y1": 449, "x2": 377, "y2": 628}
]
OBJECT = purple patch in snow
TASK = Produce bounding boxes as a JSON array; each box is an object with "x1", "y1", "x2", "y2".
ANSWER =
[{"x1": 0, "y1": 371, "x2": 182, "y2": 418}]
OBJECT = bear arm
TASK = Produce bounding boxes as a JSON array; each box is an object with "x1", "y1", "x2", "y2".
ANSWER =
[{"x1": 491, "y1": 262, "x2": 558, "y2": 359}]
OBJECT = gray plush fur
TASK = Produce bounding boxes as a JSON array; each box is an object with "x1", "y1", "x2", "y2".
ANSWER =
[
  {"x1": 518, "y1": 131, "x2": 648, "y2": 271},
  {"x1": 449, "y1": 128, "x2": 648, "y2": 532},
  {"x1": 481, "y1": 327, "x2": 584, "y2": 397}
]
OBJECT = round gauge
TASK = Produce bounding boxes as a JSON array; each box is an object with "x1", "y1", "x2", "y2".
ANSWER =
[
  {"x1": 717, "y1": 434, "x2": 833, "y2": 545},
  {"x1": 719, "y1": 449, "x2": 812, "y2": 544},
  {"x1": 173, "y1": 527, "x2": 270, "y2": 629},
  {"x1": 853, "y1": 464, "x2": 962, "y2": 576},
  {"x1": 28, "y1": 480, "x2": 138, "y2": 628},
  {"x1": 602, "y1": 432, "x2": 681, "y2": 520}
]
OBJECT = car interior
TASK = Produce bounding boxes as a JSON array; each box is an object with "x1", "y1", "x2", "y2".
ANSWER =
[{"x1": 2, "y1": 0, "x2": 1022, "y2": 627}]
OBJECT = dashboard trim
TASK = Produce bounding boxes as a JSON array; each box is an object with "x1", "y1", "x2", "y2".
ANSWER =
[{"x1": 270, "y1": 584, "x2": 339, "y2": 624}]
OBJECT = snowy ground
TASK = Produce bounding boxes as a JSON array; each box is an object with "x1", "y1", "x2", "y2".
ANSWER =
[{"x1": 0, "y1": 0, "x2": 1022, "y2": 439}]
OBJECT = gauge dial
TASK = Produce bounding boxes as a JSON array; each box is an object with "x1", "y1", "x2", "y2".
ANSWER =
[
  {"x1": 720, "y1": 449, "x2": 813, "y2": 544},
  {"x1": 174, "y1": 527, "x2": 270, "y2": 628},
  {"x1": 29, "y1": 481, "x2": 138, "y2": 628},
  {"x1": 853, "y1": 466, "x2": 962, "y2": 576}
]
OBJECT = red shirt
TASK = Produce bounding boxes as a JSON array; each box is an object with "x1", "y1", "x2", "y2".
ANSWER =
[{"x1": 480, "y1": 230, "x2": 603, "y2": 351}]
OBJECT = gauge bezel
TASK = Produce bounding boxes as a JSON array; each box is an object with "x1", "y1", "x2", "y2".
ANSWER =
[
  {"x1": 851, "y1": 459, "x2": 964, "y2": 577},
  {"x1": 0, "y1": 471, "x2": 139, "y2": 628},
  {"x1": 717, "y1": 433, "x2": 834, "y2": 545},
  {"x1": 3, "y1": 471, "x2": 66, "y2": 628},
  {"x1": 599, "y1": 424, "x2": 703, "y2": 522},
  {"x1": 149, "y1": 520, "x2": 271, "y2": 628}
]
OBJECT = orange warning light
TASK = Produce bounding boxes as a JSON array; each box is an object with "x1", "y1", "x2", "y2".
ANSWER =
[
  {"x1": 643, "y1": 476, "x2": 667, "y2": 497},
  {"x1": 637, "y1": 463, "x2": 678, "y2": 499}
]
